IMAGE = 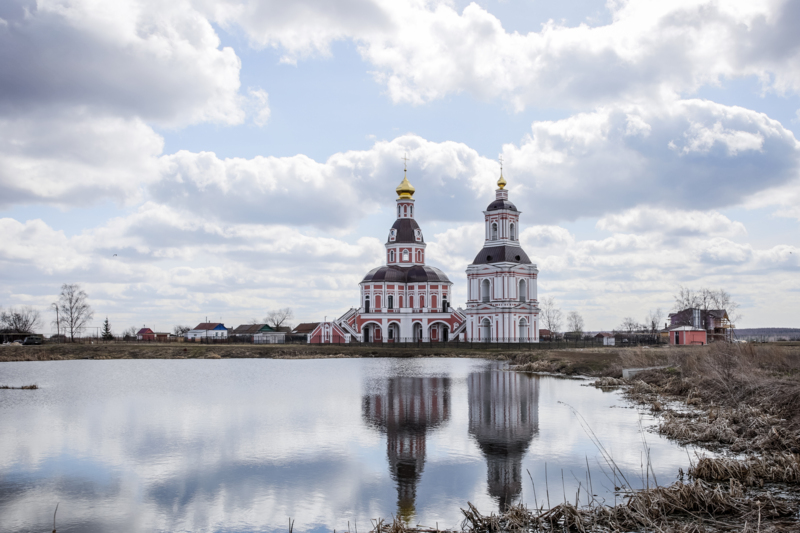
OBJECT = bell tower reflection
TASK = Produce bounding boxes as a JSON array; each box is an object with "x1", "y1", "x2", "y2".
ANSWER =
[
  {"x1": 468, "y1": 371, "x2": 539, "y2": 510},
  {"x1": 363, "y1": 377, "x2": 451, "y2": 522}
]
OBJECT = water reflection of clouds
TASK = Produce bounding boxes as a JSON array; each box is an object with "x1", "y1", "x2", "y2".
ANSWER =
[{"x1": 0, "y1": 359, "x2": 694, "y2": 532}]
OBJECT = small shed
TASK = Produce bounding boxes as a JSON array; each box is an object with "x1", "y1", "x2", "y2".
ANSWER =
[
  {"x1": 669, "y1": 326, "x2": 706, "y2": 346},
  {"x1": 594, "y1": 332, "x2": 615, "y2": 346},
  {"x1": 137, "y1": 328, "x2": 155, "y2": 341}
]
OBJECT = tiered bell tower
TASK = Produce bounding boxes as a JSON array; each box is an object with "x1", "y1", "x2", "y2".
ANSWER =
[{"x1": 464, "y1": 170, "x2": 540, "y2": 342}]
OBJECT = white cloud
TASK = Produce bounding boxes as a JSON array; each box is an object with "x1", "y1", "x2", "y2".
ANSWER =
[
  {"x1": 209, "y1": 0, "x2": 800, "y2": 109},
  {"x1": 0, "y1": 0, "x2": 244, "y2": 126},
  {"x1": 597, "y1": 208, "x2": 747, "y2": 237},
  {"x1": 503, "y1": 99, "x2": 800, "y2": 222},
  {"x1": 0, "y1": 111, "x2": 163, "y2": 207},
  {"x1": 247, "y1": 88, "x2": 271, "y2": 126}
]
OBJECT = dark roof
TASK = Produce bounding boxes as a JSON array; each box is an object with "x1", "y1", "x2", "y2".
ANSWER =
[
  {"x1": 595, "y1": 332, "x2": 613, "y2": 337},
  {"x1": 293, "y1": 322, "x2": 320, "y2": 334},
  {"x1": 471, "y1": 245, "x2": 532, "y2": 265},
  {"x1": 487, "y1": 199, "x2": 518, "y2": 211},
  {"x1": 137, "y1": 328, "x2": 154, "y2": 335},
  {"x1": 232, "y1": 324, "x2": 273, "y2": 335},
  {"x1": 361, "y1": 265, "x2": 451, "y2": 283},
  {"x1": 388, "y1": 218, "x2": 423, "y2": 244},
  {"x1": 192, "y1": 322, "x2": 224, "y2": 330}
]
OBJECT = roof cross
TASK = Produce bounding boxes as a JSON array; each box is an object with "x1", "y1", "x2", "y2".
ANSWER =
[{"x1": 402, "y1": 153, "x2": 409, "y2": 171}]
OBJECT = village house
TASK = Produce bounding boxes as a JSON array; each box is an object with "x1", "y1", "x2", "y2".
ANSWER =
[
  {"x1": 668, "y1": 308, "x2": 733, "y2": 342},
  {"x1": 186, "y1": 323, "x2": 228, "y2": 341}
]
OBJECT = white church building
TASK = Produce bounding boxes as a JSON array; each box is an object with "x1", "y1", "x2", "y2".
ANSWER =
[{"x1": 310, "y1": 167, "x2": 539, "y2": 343}]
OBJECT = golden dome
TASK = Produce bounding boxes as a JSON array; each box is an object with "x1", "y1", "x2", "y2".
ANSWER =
[
  {"x1": 497, "y1": 171, "x2": 507, "y2": 190},
  {"x1": 396, "y1": 172, "x2": 415, "y2": 199}
]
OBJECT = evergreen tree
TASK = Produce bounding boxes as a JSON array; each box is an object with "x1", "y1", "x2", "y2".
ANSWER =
[{"x1": 101, "y1": 316, "x2": 113, "y2": 340}]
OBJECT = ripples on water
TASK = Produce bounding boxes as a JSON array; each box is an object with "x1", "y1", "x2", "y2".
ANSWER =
[{"x1": 0, "y1": 358, "x2": 693, "y2": 532}]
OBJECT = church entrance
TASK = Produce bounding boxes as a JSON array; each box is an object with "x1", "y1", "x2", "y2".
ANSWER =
[
  {"x1": 442, "y1": 326, "x2": 449, "y2": 342},
  {"x1": 413, "y1": 323, "x2": 422, "y2": 342}
]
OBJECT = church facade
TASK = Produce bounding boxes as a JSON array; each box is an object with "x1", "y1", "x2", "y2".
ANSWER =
[{"x1": 310, "y1": 167, "x2": 539, "y2": 343}]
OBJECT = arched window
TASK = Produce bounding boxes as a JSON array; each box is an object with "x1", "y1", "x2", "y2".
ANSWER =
[
  {"x1": 442, "y1": 294, "x2": 448, "y2": 312},
  {"x1": 402, "y1": 250, "x2": 409, "y2": 261},
  {"x1": 390, "y1": 250, "x2": 395, "y2": 262},
  {"x1": 420, "y1": 295, "x2": 425, "y2": 308},
  {"x1": 510, "y1": 223, "x2": 516, "y2": 240},
  {"x1": 388, "y1": 295, "x2": 394, "y2": 309},
  {"x1": 481, "y1": 279, "x2": 491, "y2": 302},
  {"x1": 365, "y1": 295, "x2": 371, "y2": 313},
  {"x1": 404, "y1": 206, "x2": 408, "y2": 217},
  {"x1": 410, "y1": 296, "x2": 414, "y2": 308},
  {"x1": 481, "y1": 318, "x2": 491, "y2": 342},
  {"x1": 519, "y1": 279, "x2": 527, "y2": 302},
  {"x1": 410, "y1": 206, "x2": 413, "y2": 217},
  {"x1": 492, "y1": 222, "x2": 498, "y2": 240},
  {"x1": 398, "y1": 205, "x2": 401, "y2": 218},
  {"x1": 519, "y1": 318, "x2": 528, "y2": 341}
]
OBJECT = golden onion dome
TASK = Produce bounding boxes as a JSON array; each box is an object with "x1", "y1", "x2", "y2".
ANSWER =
[
  {"x1": 396, "y1": 172, "x2": 415, "y2": 199},
  {"x1": 497, "y1": 171, "x2": 507, "y2": 190}
]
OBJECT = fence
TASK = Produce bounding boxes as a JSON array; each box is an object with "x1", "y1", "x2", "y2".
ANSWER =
[{"x1": 30, "y1": 334, "x2": 664, "y2": 349}]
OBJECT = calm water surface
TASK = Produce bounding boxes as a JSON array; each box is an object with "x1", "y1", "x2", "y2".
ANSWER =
[{"x1": 0, "y1": 358, "x2": 694, "y2": 532}]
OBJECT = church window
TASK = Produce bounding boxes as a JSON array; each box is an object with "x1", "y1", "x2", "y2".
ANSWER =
[
  {"x1": 388, "y1": 295, "x2": 394, "y2": 309},
  {"x1": 519, "y1": 279, "x2": 527, "y2": 302},
  {"x1": 365, "y1": 295, "x2": 371, "y2": 313},
  {"x1": 390, "y1": 229, "x2": 396, "y2": 242},
  {"x1": 390, "y1": 250, "x2": 395, "y2": 262},
  {"x1": 510, "y1": 223, "x2": 516, "y2": 240},
  {"x1": 492, "y1": 223, "x2": 498, "y2": 240},
  {"x1": 404, "y1": 206, "x2": 408, "y2": 217},
  {"x1": 421, "y1": 295, "x2": 425, "y2": 308},
  {"x1": 402, "y1": 250, "x2": 409, "y2": 261},
  {"x1": 410, "y1": 206, "x2": 413, "y2": 217},
  {"x1": 398, "y1": 205, "x2": 401, "y2": 218},
  {"x1": 410, "y1": 296, "x2": 414, "y2": 308},
  {"x1": 481, "y1": 279, "x2": 491, "y2": 302},
  {"x1": 415, "y1": 229, "x2": 421, "y2": 241}
]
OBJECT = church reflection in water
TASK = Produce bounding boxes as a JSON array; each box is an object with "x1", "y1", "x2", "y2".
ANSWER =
[
  {"x1": 362, "y1": 376, "x2": 451, "y2": 521},
  {"x1": 468, "y1": 371, "x2": 540, "y2": 510}
]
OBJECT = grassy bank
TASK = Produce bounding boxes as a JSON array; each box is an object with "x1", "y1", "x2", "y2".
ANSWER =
[
  {"x1": 498, "y1": 342, "x2": 800, "y2": 532},
  {"x1": 0, "y1": 341, "x2": 575, "y2": 363}
]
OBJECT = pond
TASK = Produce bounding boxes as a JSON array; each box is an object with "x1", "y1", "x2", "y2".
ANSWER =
[{"x1": 0, "y1": 358, "x2": 695, "y2": 532}]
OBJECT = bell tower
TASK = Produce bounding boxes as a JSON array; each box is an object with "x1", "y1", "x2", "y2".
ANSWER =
[{"x1": 464, "y1": 169, "x2": 540, "y2": 342}]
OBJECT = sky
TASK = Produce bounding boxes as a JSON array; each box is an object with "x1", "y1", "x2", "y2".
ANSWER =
[{"x1": 1, "y1": 0, "x2": 799, "y2": 334}]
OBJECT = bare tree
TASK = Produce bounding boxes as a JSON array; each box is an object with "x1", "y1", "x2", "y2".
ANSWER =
[
  {"x1": 619, "y1": 317, "x2": 639, "y2": 334},
  {"x1": 539, "y1": 296, "x2": 563, "y2": 334},
  {"x1": 672, "y1": 285, "x2": 742, "y2": 327},
  {"x1": 122, "y1": 326, "x2": 137, "y2": 340},
  {"x1": 566, "y1": 311, "x2": 584, "y2": 337},
  {"x1": 57, "y1": 283, "x2": 94, "y2": 341},
  {"x1": 173, "y1": 325, "x2": 190, "y2": 336},
  {"x1": 265, "y1": 307, "x2": 294, "y2": 329},
  {"x1": 645, "y1": 308, "x2": 664, "y2": 336},
  {"x1": 1, "y1": 306, "x2": 43, "y2": 333}
]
